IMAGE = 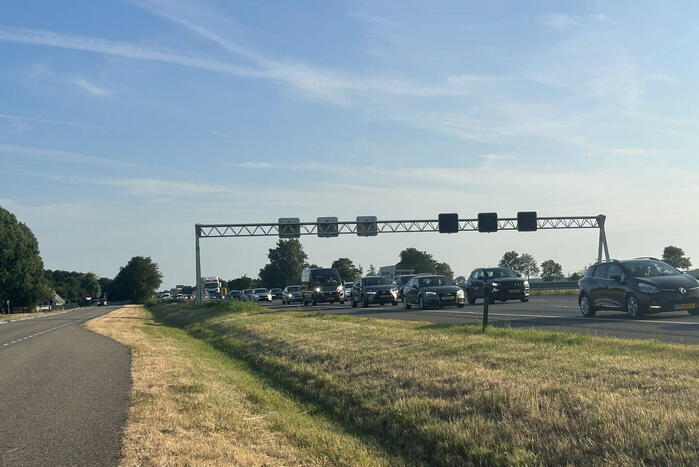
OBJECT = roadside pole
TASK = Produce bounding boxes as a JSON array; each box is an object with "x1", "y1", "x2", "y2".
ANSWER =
[{"x1": 482, "y1": 287, "x2": 490, "y2": 331}]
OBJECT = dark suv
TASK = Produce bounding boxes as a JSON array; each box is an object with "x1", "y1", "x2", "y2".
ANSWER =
[
  {"x1": 463, "y1": 267, "x2": 530, "y2": 304},
  {"x1": 578, "y1": 258, "x2": 699, "y2": 319}
]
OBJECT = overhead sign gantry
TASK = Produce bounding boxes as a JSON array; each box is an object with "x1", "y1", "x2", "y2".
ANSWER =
[{"x1": 194, "y1": 213, "x2": 609, "y2": 304}]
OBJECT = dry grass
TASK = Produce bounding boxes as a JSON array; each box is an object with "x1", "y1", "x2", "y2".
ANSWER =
[
  {"x1": 0, "y1": 311, "x2": 56, "y2": 321},
  {"x1": 152, "y1": 301, "x2": 699, "y2": 466},
  {"x1": 85, "y1": 305, "x2": 393, "y2": 466},
  {"x1": 529, "y1": 288, "x2": 578, "y2": 296}
]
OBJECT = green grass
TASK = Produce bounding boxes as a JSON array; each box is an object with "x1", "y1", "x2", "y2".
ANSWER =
[{"x1": 149, "y1": 301, "x2": 699, "y2": 466}]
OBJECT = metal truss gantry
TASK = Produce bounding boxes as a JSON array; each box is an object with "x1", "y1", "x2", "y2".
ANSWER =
[{"x1": 194, "y1": 214, "x2": 609, "y2": 305}]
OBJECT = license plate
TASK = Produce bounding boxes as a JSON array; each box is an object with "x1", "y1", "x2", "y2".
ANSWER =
[
  {"x1": 676, "y1": 303, "x2": 696, "y2": 310},
  {"x1": 509, "y1": 289, "x2": 520, "y2": 293},
  {"x1": 442, "y1": 296, "x2": 454, "y2": 301}
]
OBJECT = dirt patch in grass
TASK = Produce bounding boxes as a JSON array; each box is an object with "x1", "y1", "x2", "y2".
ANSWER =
[
  {"x1": 85, "y1": 305, "x2": 393, "y2": 466},
  {"x1": 151, "y1": 301, "x2": 699, "y2": 466}
]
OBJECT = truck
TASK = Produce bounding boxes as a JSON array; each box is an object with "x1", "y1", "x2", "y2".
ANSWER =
[{"x1": 202, "y1": 276, "x2": 222, "y2": 299}]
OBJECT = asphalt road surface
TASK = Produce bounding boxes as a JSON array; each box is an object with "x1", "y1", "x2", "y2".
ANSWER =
[
  {"x1": 0, "y1": 306, "x2": 130, "y2": 466},
  {"x1": 264, "y1": 295, "x2": 699, "y2": 345}
]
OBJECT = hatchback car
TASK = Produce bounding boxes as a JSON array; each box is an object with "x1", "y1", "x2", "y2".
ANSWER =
[
  {"x1": 403, "y1": 275, "x2": 465, "y2": 309},
  {"x1": 282, "y1": 285, "x2": 304, "y2": 304},
  {"x1": 351, "y1": 276, "x2": 398, "y2": 307},
  {"x1": 463, "y1": 267, "x2": 529, "y2": 304},
  {"x1": 253, "y1": 288, "x2": 272, "y2": 302},
  {"x1": 578, "y1": 258, "x2": 699, "y2": 319}
]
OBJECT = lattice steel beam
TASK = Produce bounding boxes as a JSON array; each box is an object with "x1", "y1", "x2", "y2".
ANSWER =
[{"x1": 196, "y1": 216, "x2": 601, "y2": 238}]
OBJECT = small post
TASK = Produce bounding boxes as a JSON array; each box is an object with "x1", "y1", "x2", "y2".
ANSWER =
[
  {"x1": 195, "y1": 224, "x2": 202, "y2": 306},
  {"x1": 5, "y1": 300, "x2": 9, "y2": 315},
  {"x1": 482, "y1": 286, "x2": 490, "y2": 331}
]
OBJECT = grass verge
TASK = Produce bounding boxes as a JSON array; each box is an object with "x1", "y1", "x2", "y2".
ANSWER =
[
  {"x1": 148, "y1": 301, "x2": 699, "y2": 466},
  {"x1": 85, "y1": 305, "x2": 393, "y2": 466},
  {"x1": 529, "y1": 288, "x2": 578, "y2": 296}
]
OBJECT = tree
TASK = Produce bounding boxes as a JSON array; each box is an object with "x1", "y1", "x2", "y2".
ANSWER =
[
  {"x1": 540, "y1": 260, "x2": 564, "y2": 281},
  {"x1": 98, "y1": 277, "x2": 113, "y2": 298},
  {"x1": 227, "y1": 275, "x2": 258, "y2": 290},
  {"x1": 517, "y1": 253, "x2": 540, "y2": 279},
  {"x1": 45, "y1": 270, "x2": 102, "y2": 302},
  {"x1": 110, "y1": 256, "x2": 162, "y2": 303},
  {"x1": 258, "y1": 239, "x2": 308, "y2": 288},
  {"x1": 331, "y1": 258, "x2": 363, "y2": 282},
  {"x1": 398, "y1": 248, "x2": 436, "y2": 274},
  {"x1": 499, "y1": 251, "x2": 520, "y2": 271},
  {"x1": 662, "y1": 246, "x2": 692, "y2": 270},
  {"x1": 0, "y1": 206, "x2": 51, "y2": 308},
  {"x1": 434, "y1": 262, "x2": 454, "y2": 280}
]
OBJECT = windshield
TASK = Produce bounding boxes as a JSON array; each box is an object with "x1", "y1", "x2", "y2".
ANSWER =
[
  {"x1": 418, "y1": 276, "x2": 452, "y2": 287},
  {"x1": 622, "y1": 260, "x2": 681, "y2": 278},
  {"x1": 312, "y1": 274, "x2": 340, "y2": 285},
  {"x1": 344, "y1": 283, "x2": 353, "y2": 288},
  {"x1": 483, "y1": 268, "x2": 518, "y2": 279},
  {"x1": 398, "y1": 275, "x2": 415, "y2": 284},
  {"x1": 287, "y1": 286, "x2": 301, "y2": 292},
  {"x1": 254, "y1": 288, "x2": 267, "y2": 293},
  {"x1": 364, "y1": 277, "x2": 389, "y2": 286}
]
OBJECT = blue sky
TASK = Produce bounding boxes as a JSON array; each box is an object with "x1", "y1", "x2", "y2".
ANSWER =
[{"x1": 1, "y1": 0, "x2": 698, "y2": 287}]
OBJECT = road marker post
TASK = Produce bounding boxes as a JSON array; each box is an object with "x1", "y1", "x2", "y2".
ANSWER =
[{"x1": 482, "y1": 287, "x2": 490, "y2": 331}]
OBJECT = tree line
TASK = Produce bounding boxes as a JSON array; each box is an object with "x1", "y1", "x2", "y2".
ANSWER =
[{"x1": 2, "y1": 205, "x2": 162, "y2": 310}]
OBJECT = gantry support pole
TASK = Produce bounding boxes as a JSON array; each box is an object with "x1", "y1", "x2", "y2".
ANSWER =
[
  {"x1": 195, "y1": 224, "x2": 203, "y2": 306},
  {"x1": 597, "y1": 215, "x2": 610, "y2": 262}
]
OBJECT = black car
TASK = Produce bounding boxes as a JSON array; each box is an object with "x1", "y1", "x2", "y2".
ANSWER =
[
  {"x1": 351, "y1": 276, "x2": 398, "y2": 307},
  {"x1": 282, "y1": 285, "x2": 303, "y2": 304},
  {"x1": 270, "y1": 288, "x2": 284, "y2": 300},
  {"x1": 403, "y1": 275, "x2": 465, "y2": 309},
  {"x1": 392, "y1": 274, "x2": 416, "y2": 300},
  {"x1": 578, "y1": 258, "x2": 699, "y2": 319},
  {"x1": 464, "y1": 267, "x2": 530, "y2": 304},
  {"x1": 227, "y1": 290, "x2": 242, "y2": 300}
]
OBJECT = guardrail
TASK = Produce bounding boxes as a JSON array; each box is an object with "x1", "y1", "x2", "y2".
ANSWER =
[{"x1": 529, "y1": 281, "x2": 579, "y2": 290}]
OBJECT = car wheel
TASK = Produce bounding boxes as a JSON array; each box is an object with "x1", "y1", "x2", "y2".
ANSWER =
[
  {"x1": 303, "y1": 299, "x2": 308, "y2": 306},
  {"x1": 579, "y1": 295, "x2": 596, "y2": 317},
  {"x1": 467, "y1": 290, "x2": 477, "y2": 305},
  {"x1": 379, "y1": 302, "x2": 385, "y2": 306},
  {"x1": 362, "y1": 295, "x2": 369, "y2": 307},
  {"x1": 626, "y1": 294, "x2": 645, "y2": 319},
  {"x1": 312, "y1": 297, "x2": 317, "y2": 306},
  {"x1": 340, "y1": 300, "x2": 345, "y2": 305},
  {"x1": 403, "y1": 297, "x2": 411, "y2": 309},
  {"x1": 520, "y1": 298, "x2": 529, "y2": 303},
  {"x1": 418, "y1": 296, "x2": 425, "y2": 310}
]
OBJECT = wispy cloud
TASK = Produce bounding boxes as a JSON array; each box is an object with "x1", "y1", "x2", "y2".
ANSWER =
[
  {"x1": 0, "y1": 143, "x2": 145, "y2": 168},
  {"x1": 228, "y1": 161, "x2": 273, "y2": 169},
  {"x1": 0, "y1": 113, "x2": 118, "y2": 130},
  {"x1": 102, "y1": 178, "x2": 228, "y2": 196},
  {"x1": 70, "y1": 77, "x2": 113, "y2": 97},
  {"x1": 540, "y1": 14, "x2": 580, "y2": 29}
]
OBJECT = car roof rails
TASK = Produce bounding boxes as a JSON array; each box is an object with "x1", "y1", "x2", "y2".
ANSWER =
[{"x1": 634, "y1": 256, "x2": 659, "y2": 260}]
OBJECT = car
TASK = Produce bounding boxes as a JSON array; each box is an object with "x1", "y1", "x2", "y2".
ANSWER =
[
  {"x1": 253, "y1": 288, "x2": 272, "y2": 302},
  {"x1": 343, "y1": 282, "x2": 354, "y2": 298},
  {"x1": 227, "y1": 290, "x2": 242, "y2": 300},
  {"x1": 241, "y1": 289, "x2": 255, "y2": 301},
  {"x1": 463, "y1": 267, "x2": 530, "y2": 304},
  {"x1": 270, "y1": 288, "x2": 284, "y2": 300},
  {"x1": 578, "y1": 258, "x2": 699, "y2": 319},
  {"x1": 392, "y1": 274, "x2": 416, "y2": 300},
  {"x1": 403, "y1": 275, "x2": 465, "y2": 309},
  {"x1": 96, "y1": 298, "x2": 107, "y2": 306},
  {"x1": 301, "y1": 268, "x2": 345, "y2": 305},
  {"x1": 282, "y1": 285, "x2": 304, "y2": 304},
  {"x1": 162, "y1": 292, "x2": 171, "y2": 299},
  {"x1": 351, "y1": 276, "x2": 398, "y2": 307},
  {"x1": 175, "y1": 293, "x2": 184, "y2": 300}
]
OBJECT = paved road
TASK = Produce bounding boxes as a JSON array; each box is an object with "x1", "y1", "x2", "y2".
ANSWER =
[
  {"x1": 0, "y1": 306, "x2": 131, "y2": 466},
  {"x1": 264, "y1": 295, "x2": 699, "y2": 344}
]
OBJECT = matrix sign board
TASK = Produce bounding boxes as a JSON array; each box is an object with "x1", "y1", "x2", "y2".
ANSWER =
[
  {"x1": 356, "y1": 216, "x2": 378, "y2": 236},
  {"x1": 278, "y1": 218, "x2": 300, "y2": 238},
  {"x1": 317, "y1": 217, "x2": 339, "y2": 237}
]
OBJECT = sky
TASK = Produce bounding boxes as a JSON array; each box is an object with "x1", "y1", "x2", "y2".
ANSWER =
[{"x1": 1, "y1": 0, "x2": 698, "y2": 288}]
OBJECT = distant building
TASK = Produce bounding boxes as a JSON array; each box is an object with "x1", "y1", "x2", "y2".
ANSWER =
[{"x1": 378, "y1": 265, "x2": 415, "y2": 280}]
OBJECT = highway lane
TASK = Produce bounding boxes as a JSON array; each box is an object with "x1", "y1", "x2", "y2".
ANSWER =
[
  {"x1": 263, "y1": 295, "x2": 699, "y2": 344},
  {"x1": 0, "y1": 306, "x2": 131, "y2": 466}
]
